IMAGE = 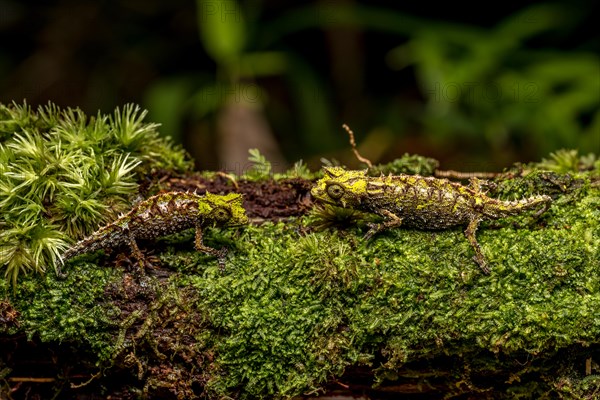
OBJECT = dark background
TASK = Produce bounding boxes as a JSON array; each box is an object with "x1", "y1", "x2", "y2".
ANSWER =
[{"x1": 1, "y1": 0, "x2": 598, "y2": 172}]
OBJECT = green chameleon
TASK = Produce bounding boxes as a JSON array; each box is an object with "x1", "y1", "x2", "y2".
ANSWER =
[
  {"x1": 62, "y1": 192, "x2": 248, "y2": 269},
  {"x1": 311, "y1": 167, "x2": 552, "y2": 273}
]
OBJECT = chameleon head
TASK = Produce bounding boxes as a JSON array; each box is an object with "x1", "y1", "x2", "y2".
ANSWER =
[
  {"x1": 311, "y1": 166, "x2": 368, "y2": 208},
  {"x1": 201, "y1": 192, "x2": 249, "y2": 227}
]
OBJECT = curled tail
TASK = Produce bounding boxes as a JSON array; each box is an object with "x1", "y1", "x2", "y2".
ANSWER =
[{"x1": 484, "y1": 195, "x2": 552, "y2": 219}]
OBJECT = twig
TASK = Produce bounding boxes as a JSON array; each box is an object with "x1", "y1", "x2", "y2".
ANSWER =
[
  {"x1": 215, "y1": 171, "x2": 239, "y2": 189},
  {"x1": 342, "y1": 124, "x2": 373, "y2": 169},
  {"x1": 435, "y1": 169, "x2": 499, "y2": 179},
  {"x1": 333, "y1": 379, "x2": 350, "y2": 389},
  {"x1": 70, "y1": 371, "x2": 101, "y2": 389},
  {"x1": 8, "y1": 377, "x2": 55, "y2": 383}
]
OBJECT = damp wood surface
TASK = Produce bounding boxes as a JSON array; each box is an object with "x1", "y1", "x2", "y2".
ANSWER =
[{"x1": 158, "y1": 173, "x2": 314, "y2": 220}]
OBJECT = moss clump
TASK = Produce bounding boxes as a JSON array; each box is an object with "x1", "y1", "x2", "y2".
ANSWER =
[
  {"x1": 538, "y1": 149, "x2": 600, "y2": 174},
  {"x1": 0, "y1": 102, "x2": 192, "y2": 286},
  {"x1": 369, "y1": 153, "x2": 440, "y2": 176},
  {"x1": 1, "y1": 261, "x2": 122, "y2": 362}
]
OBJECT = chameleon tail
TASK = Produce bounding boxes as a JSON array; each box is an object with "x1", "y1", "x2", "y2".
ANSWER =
[
  {"x1": 485, "y1": 195, "x2": 552, "y2": 219},
  {"x1": 62, "y1": 224, "x2": 125, "y2": 262}
]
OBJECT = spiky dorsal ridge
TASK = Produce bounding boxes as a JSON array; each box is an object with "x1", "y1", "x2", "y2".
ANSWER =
[
  {"x1": 323, "y1": 166, "x2": 343, "y2": 178},
  {"x1": 204, "y1": 192, "x2": 218, "y2": 204},
  {"x1": 506, "y1": 194, "x2": 552, "y2": 206},
  {"x1": 223, "y1": 192, "x2": 244, "y2": 204},
  {"x1": 204, "y1": 191, "x2": 244, "y2": 206},
  {"x1": 323, "y1": 166, "x2": 368, "y2": 179}
]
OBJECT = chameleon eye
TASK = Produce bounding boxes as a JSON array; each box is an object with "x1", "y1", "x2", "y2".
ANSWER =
[
  {"x1": 212, "y1": 207, "x2": 231, "y2": 222},
  {"x1": 326, "y1": 183, "x2": 345, "y2": 200}
]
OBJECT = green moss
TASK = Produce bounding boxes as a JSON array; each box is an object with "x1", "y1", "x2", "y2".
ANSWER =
[
  {"x1": 0, "y1": 262, "x2": 122, "y2": 362},
  {"x1": 370, "y1": 153, "x2": 440, "y2": 176},
  {"x1": 538, "y1": 149, "x2": 599, "y2": 174},
  {"x1": 162, "y1": 167, "x2": 597, "y2": 398}
]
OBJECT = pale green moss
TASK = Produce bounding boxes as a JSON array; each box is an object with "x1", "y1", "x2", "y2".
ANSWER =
[{"x1": 0, "y1": 102, "x2": 192, "y2": 286}]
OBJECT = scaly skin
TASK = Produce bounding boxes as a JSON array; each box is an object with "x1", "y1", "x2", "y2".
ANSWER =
[
  {"x1": 311, "y1": 167, "x2": 552, "y2": 274},
  {"x1": 62, "y1": 192, "x2": 248, "y2": 269}
]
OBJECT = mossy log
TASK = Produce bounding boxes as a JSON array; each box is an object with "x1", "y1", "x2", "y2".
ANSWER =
[
  {"x1": 2, "y1": 157, "x2": 599, "y2": 399},
  {"x1": 1, "y1": 104, "x2": 599, "y2": 399}
]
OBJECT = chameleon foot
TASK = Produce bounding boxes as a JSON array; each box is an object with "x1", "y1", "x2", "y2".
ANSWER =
[
  {"x1": 472, "y1": 255, "x2": 491, "y2": 275},
  {"x1": 217, "y1": 248, "x2": 228, "y2": 272},
  {"x1": 364, "y1": 223, "x2": 381, "y2": 240}
]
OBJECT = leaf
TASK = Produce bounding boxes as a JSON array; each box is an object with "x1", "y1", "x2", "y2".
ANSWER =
[
  {"x1": 239, "y1": 52, "x2": 287, "y2": 77},
  {"x1": 197, "y1": 0, "x2": 246, "y2": 66},
  {"x1": 191, "y1": 83, "x2": 226, "y2": 118},
  {"x1": 144, "y1": 77, "x2": 194, "y2": 143},
  {"x1": 245, "y1": 148, "x2": 272, "y2": 180}
]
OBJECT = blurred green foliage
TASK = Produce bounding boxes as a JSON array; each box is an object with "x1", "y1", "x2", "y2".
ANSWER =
[
  {"x1": 389, "y1": 4, "x2": 600, "y2": 158},
  {"x1": 0, "y1": 1, "x2": 597, "y2": 169},
  {"x1": 143, "y1": 1, "x2": 597, "y2": 169}
]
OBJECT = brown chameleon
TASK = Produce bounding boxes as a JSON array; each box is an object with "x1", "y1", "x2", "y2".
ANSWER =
[
  {"x1": 62, "y1": 191, "x2": 248, "y2": 269},
  {"x1": 311, "y1": 167, "x2": 552, "y2": 273}
]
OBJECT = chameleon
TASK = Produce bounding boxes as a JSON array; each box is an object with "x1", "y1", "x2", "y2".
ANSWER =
[
  {"x1": 62, "y1": 191, "x2": 248, "y2": 269},
  {"x1": 311, "y1": 166, "x2": 552, "y2": 274}
]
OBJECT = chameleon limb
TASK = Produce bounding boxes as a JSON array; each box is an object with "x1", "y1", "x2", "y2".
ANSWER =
[
  {"x1": 533, "y1": 199, "x2": 551, "y2": 218},
  {"x1": 127, "y1": 228, "x2": 147, "y2": 273},
  {"x1": 464, "y1": 217, "x2": 490, "y2": 274},
  {"x1": 55, "y1": 264, "x2": 68, "y2": 280},
  {"x1": 194, "y1": 221, "x2": 228, "y2": 271},
  {"x1": 364, "y1": 210, "x2": 403, "y2": 240},
  {"x1": 469, "y1": 177, "x2": 483, "y2": 194}
]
